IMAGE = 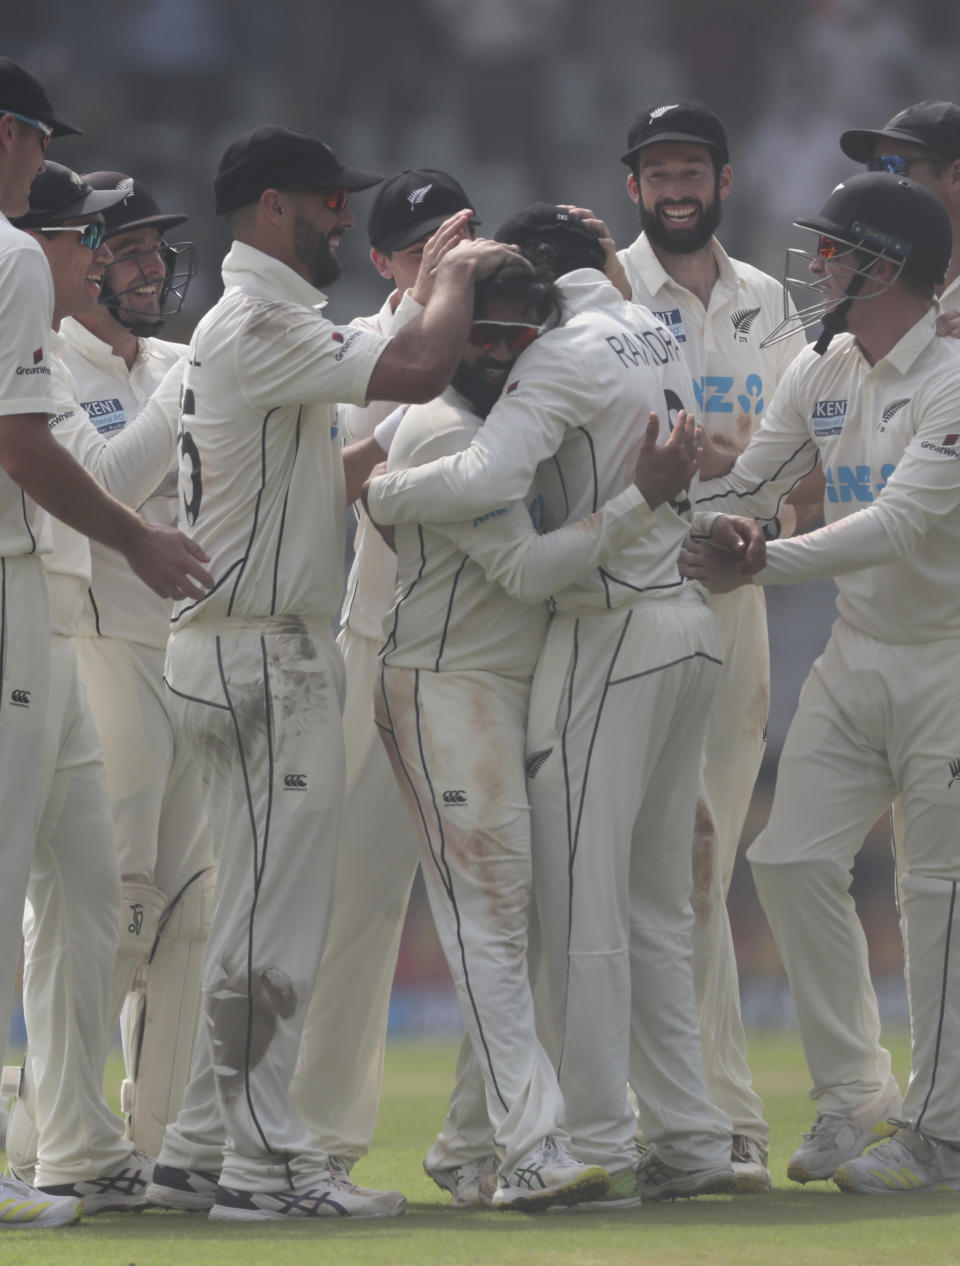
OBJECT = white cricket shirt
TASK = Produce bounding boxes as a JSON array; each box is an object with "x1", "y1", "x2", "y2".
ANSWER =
[
  {"x1": 696, "y1": 306, "x2": 960, "y2": 643},
  {"x1": 169, "y1": 242, "x2": 390, "y2": 631},
  {"x1": 383, "y1": 387, "x2": 659, "y2": 678},
  {"x1": 368, "y1": 269, "x2": 700, "y2": 612}
]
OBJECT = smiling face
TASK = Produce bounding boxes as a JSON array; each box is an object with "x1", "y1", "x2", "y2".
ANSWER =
[
  {"x1": 32, "y1": 215, "x2": 113, "y2": 323},
  {"x1": 452, "y1": 296, "x2": 537, "y2": 418},
  {"x1": 629, "y1": 141, "x2": 731, "y2": 255},
  {"x1": 288, "y1": 189, "x2": 357, "y2": 288},
  {"x1": 101, "y1": 226, "x2": 168, "y2": 331}
]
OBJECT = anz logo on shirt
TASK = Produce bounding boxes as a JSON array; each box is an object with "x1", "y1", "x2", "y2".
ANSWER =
[
  {"x1": 824, "y1": 463, "x2": 896, "y2": 503},
  {"x1": 82, "y1": 397, "x2": 126, "y2": 434},
  {"x1": 693, "y1": 373, "x2": 765, "y2": 416}
]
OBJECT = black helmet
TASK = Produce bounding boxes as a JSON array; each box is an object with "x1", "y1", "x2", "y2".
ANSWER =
[
  {"x1": 762, "y1": 173, "x2": 951, "y2": 350},
  {"x1": 81, "y1": 170, "x2": 196, "y2": 335}
]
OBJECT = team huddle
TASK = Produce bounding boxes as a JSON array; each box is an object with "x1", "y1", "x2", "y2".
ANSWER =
[{"x1": 1, "y1": 52, "x2": 959, "y2": 1230}]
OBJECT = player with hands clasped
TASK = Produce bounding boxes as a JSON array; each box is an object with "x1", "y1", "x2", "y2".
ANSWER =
[{"x1": 687, "y1": 172, "x2": 960, "y2": 1195}]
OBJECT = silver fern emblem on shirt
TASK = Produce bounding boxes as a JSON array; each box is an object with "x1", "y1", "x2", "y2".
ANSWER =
[
  {"x1": 649, "y1": 104, "x2": 678, "y2": 120},
  {"x1": 407, "y1": 183, "x2": 433, "y2": 209},
  {"x1": 731, "y1": 307, "x2": 761, "y2": 339},
  {"x1": 880, "y1": 397, "x2": 910, "y2": 430}
]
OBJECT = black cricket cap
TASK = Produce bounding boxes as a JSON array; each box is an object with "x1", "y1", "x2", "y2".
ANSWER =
[
  {"x1": 495, "y1": 202, "x2": 607, "y2": 274},
  {"x1": 11, "y1": 161, "x2": 128, "y2": 229},
  {"x1": 620, "y1": 99, "x2": 729, "y2": 167},
  {"x1": 0, "y1": 56, "x2": 80, "y2": 138},
  {"x1": 797, "y1": 172, "x2": 951, "y2": 285},
  {"x1": 840, "y1": 100, "x2": 960, "y2": 164},
  {"x1": 214, "y1": 125, "x2": 382, "y2": 215},
  {"x1": 367, "y1": 169, "x2": 479, "y2": 252},
  {"x1": 82, "y1": 171, "x2": 187, "y2": 237}
]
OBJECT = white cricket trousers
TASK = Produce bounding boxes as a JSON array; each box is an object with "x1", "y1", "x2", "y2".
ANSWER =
[
  {"x1": 290, "y1": 626, "x2": 421, "y2": 1162},
  {"x1": 528, "y1": 591, "x2": 732, "y2": 1173},
  {"x1": 376, "y1": 663, "x2": 567, "y2": 1173},
  {"x1": 749, "y1": 617, "x2": 960, "y2": 1141},
  {"x1": 23, "y1": 633, "x2": 130, "y2": 1185},
  {"x1": 694, "y1": 585, "x2": 770, "y2": 1148},
  {"x1": 0, "y1": 556, "x2": 49, "y2": 1061},
  {"x1": 159, "y1": 622, "x2": 346, "y2": 1190}
]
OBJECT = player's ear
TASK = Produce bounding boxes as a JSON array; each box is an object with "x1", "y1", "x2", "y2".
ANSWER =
[
  {"x1": 260, "y1": 188, "x2": 286, "y2": 227},
  {"x1": 626, "y1": 172, "x2": 640, "y2": 205},
  {"x1": 370, "y1": 247, "x2": 395, "y2": 282},
  {"x1": 718, "y1": 163, "x2": 733, "y2": 201}
]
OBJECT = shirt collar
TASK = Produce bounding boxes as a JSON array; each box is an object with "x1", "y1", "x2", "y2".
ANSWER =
[
  {"x1": 556, "y1": 267, "x2": 630, "y2": 315},
  {"x1": 875, "y1": 303, "x2": 939, "y2": 376},
  {"x1": 221, "y1": 240, "x2": 330, "y2": 311},
  {"x1": 625, "y1": 232, "x2": 739, "y2": 300}
]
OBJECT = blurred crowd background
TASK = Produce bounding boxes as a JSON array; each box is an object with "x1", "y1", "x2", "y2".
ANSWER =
[{"x1": 7, "y1": 0, "x2": 956, "y2": 1036}]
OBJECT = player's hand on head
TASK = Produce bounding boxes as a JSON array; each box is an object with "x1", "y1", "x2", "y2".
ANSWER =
[
  {"x1": 633, "y1": 409, "x2": 701, "y2": 509},
  {"x1": 442, "y1": 236, "x2": 524, "y2": 281},
  {"x1": 558, "y1": 204, "x2": 631, "y2": 299},
  {"x1": 124, "y1": 522, "x2": 214, "y2": 601},
  {"x1": 410, "y1": 210, "x2": 476, "y2": 306},
  {"x1": 709, "y1": 513, "x2": 766, "y2": 572}
]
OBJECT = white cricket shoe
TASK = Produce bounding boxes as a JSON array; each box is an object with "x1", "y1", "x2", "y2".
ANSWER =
[
  {"x1": 424, "y1": 1154, "x2": 499, "y2": 1208},
  {"x1": 787, "y1": 1080, "x2": 902, "y2": 1183},
  {"x1": 209, "y1": 1172, "x2": 407, "y2": 1221},
  {"x1": 834, "y1": 1128, "x2": 960, "y2": 1194},
  {"x1": 489, "y1": 1136, "x2": 609, "y2": 1212},
  {"x1": 731, "y1": 1134, "x2": 773, "y2": 1193},
  {"x1": 547, "y1": 1166, "x2": 644, "y2": 1213},
  {"x1": 634, "y1": 1146, "x2": 736, "y2": 1201},
  {"x1": 38, "y1": 1147, "x2": 154, "y2": 1214},
  {"x1": 0, "y1": 1174, "x2": 82, "y2": 1229},
  {"x1": 146, "y1": 1162, "x2": 220, "y2": 1211}
]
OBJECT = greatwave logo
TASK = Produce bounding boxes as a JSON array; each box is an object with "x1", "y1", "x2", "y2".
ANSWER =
[
  {"x1": 649, "y1": 104, "x2": 678, "y2": 120},
  {"x1": 332, "y1": 330, "x2": 361, "y2": 361},
  {"x1": 812, "y1": 398, "x2": 847, "y2": 437},
  {"x1": 442, "y1": 789, "x2": 467, "y2": 805},
  {"x1": 407, "y1": 183, "x2": 433, "y2": 208},
  {"x1": 507, "y1": 380, "x2": 519, "y2": 394},
  {"x1": 284, "y1": 774, "x2": 308, "y2": 790},
  {"x1": 16, "y1": 348, "x2": 50, "y2": 377},
  {"x1": 879, "y1": 397, "x2": 910, "y2": 432},
  {"x1": 731, "y1": 307, "x2": 761, "y2": 341},
  {"x1": 10, "y1": 688, "x2": 30, "y2": 707},
  {"x1": 33, "y1": 347, "x2": 43, "y2": 364}
]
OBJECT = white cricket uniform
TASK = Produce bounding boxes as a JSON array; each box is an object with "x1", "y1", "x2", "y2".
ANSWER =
[
  {"x1": 57, "y1": 317, "x2": 214, "y2": 1155},
  {"x1": 696, "y1": 307, "x2": 960, "y2": 1140},
  {"x1": 157, "y1": 242, "x2": 391, "y2": 1193},
  {"x1": 377, "y1": 385, "x2": 662, "y2": 1172},
  {"x1": 289, "y1": 291, "x2": 424, "y2": 1163},
  {"x1": 0, "y1": 217, "x2": 57, "y2": 1064},
  {"x1": 619, "y1": 232, "x2": 806, "y2": 1149},
  {"x1": 20, "y1": 348, "x2": 131, "y2": 1186},
  {"x1": 368, "y1": 270, "x2": 731, "y2": 1175}
]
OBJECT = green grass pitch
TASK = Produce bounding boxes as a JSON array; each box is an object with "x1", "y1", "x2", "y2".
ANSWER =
[{"x1": 4, "y1": 1028, "x2": 958, "y2": 1266}]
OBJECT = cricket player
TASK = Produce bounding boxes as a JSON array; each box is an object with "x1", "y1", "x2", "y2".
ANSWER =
[
  {"x1": 6, "y1": 162, "x2": 215, "y2": 1214},
  {"x1": 378, "y1": 256, "x2": 705, "y2": 1211},
  {"x1": 682, "y1": 172, "x2": 960, "y2": 1194},
  {"x1": 365, "y1": 205, "x2": 743, "y2": 1205},
  {"x1": 0, "y1": 62, "x2": 206, "y2": 1230},
  {"x1": 148, "y1": 125, "x2": 517, "y2": 1222},
  {"x1": 288, "y1": 169, "x2": 499, "y2": 1206},
  {"x1": 612, "y1": 99, "x2": 809, "y2": 1191}
]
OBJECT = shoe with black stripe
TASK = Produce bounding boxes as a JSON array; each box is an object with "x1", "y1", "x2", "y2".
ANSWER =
[{"x1": 208, "y1": 1173, "x2": 406, "y2": 1221}]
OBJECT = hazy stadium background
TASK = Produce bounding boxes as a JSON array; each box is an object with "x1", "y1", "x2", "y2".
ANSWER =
[{"x1": 6, "y1": 0, "x2": 956, "y2": 1042}]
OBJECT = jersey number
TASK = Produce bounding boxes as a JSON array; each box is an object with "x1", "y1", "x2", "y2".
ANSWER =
[{"x1": 178, "y1": 386, "x2": 203, "y2": 526}]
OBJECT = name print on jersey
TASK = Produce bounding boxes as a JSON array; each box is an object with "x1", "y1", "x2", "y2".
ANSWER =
[{"x1": 605, "y1": 322, "x2": 682, "y2": 371}]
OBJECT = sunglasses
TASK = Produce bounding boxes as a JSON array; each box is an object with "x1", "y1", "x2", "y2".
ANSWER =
[
  {"x1": 816, "y1": 235, "x2": 845, "y2": 260},
  {"x1": 866, "y1": 154, "x2": 938, "y2": 175},
  {"x1": 2, "y1": 109, "x2": 53, "y2": 150},
  {"x1": 468, "y1": 321, "x2": 542, "y2": 354},
  {"x1": 37, "y1": 222, "x2": 106, "y2": 250},
  {"x1": 321, "y1": 188, "x2": 349, "y2": 212}
]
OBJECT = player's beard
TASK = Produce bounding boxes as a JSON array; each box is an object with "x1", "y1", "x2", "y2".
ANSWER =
[
  {"x1": 640, "y1": 184, "x2": 722, "y2": 255},
  {"x1": 293, "y1": 214, "x2": 341, "y2": 288},
  {"x1": 451, "y1": 357, "x2": 515, "y2": 418}
]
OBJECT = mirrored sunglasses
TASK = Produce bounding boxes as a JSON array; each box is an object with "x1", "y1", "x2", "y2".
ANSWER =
[
  {"x1": 2, "y1": 109, "x2": 52, "y2": 150},
  {"x1": 37, "y1": 222, "x2": 106, "y2": 250},
  {"x1": 468, "y1": 321, "x2": 542, "y2": 354}
]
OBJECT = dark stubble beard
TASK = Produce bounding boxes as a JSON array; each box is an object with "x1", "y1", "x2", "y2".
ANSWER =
[
  {"x1": 293, "y1": 213, "x2": 341, "y2": 287},
  {"x1": 639, "y1": 181, "x2": 723, "y2": 256},
  {"x1": 451, "y1": 358, "x2": 514, "y2": 418}
]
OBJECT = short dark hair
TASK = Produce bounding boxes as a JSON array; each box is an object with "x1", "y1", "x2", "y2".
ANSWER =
[{"x1": 473, "y1": 258, "x2": 561, "y2": 326}]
